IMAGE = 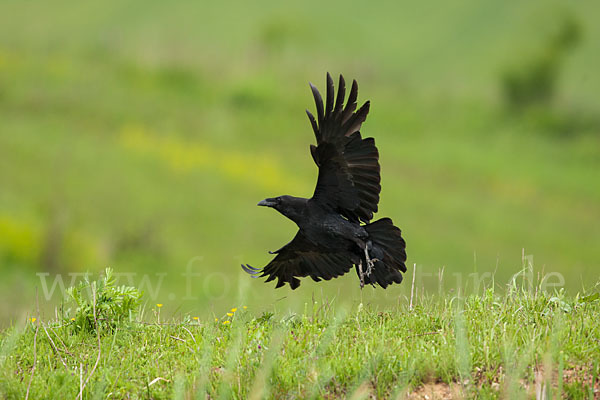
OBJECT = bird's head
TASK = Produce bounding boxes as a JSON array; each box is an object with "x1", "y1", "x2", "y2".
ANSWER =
[{"x1": 258, "y1": 195, "x2": 307, "y2": 224}]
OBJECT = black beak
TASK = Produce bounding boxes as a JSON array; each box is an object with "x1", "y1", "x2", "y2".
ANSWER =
[{"x1": 257, "y1": 198, "x2": 277, "y2": 207}]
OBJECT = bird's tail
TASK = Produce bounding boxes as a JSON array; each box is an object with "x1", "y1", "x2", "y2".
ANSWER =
[{"x1": 363, "y1": 218, "x2": 407, "y2": 288}]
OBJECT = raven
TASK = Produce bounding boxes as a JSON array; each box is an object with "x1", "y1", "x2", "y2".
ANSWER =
[{"x1": 242, "y1": 73, "x2": 407, "y2": 289}]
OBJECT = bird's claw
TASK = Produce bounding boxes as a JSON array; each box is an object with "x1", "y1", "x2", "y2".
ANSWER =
[
  {"x1": 358, "y1": 245, "x2": 380, "y2": 289},
  {"x1": 358, "y1": 260, "x2": 365, "y2": 289},
  {"x1": 365, "y1": 258, "x2": 379, "y2": 276},
  {"x1": 363, "y1": 246, "x2": 378, "y2": 277}
]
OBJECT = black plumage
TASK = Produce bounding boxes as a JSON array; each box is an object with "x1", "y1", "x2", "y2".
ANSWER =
[{"x1": 242, "y1": 73, "x2": 407, "y2": 289}]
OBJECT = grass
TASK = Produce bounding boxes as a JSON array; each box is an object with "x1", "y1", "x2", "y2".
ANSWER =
[{"x1": 1, "y1": 280, "x2": 599, "y2": 399}]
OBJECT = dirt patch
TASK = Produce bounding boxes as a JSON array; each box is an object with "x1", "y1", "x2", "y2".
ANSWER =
[
  {"x1": 406, "y1": 382, "x2": 462, "y2": 400},
  {"x1": 403, "y1": 364, "x2": 598, "y2": 399},
  {"x1": 520, "y1": 364, "x2": 600, "y2": 398}
]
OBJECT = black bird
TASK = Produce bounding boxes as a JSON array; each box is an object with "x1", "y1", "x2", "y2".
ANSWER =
[{"x1": 242, "y1": 73, "x2": 407, "y2": 289}]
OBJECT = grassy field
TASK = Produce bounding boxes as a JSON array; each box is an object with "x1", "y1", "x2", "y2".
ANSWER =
[
  {"x1": 1, "y1": 274, "x2": 599, "y2": 399},
  {"x1": 0, "y1": 1, "x2": 599, "y2": 324},
  {"x1": 2, "y1": 3, "x2": 599, "y2": 398}
]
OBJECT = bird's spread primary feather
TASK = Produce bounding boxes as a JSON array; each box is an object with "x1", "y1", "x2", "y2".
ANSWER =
[{"x1": 242, "y1": 73, "x2": 407, "y2": 289}]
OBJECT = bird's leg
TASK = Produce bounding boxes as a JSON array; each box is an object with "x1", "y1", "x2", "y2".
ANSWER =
[
  {"x1": 357, "y1": 260, "x2": 365, "y2": 289},
  {"x1": 363, "y1": 246, "x2": 379, "y2": 277}
]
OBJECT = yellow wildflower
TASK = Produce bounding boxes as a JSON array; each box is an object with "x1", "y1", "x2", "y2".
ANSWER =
[
  {"x1": 29, "y1": 317, "x2": 36, "y2": 323},
  {"x1": 193, "y1": 317, "x2": 199, "y2": 321},
  {"x1": 215, "y1": 318, "x2": 218, "y2": 322},
  {"x1": 230, "y1": 308, "x2": 237, "y2": 312},
  {"x1": 223, "y1": 320, "x2": 231, "y2": 325},
  {"x1": 71, "y1": 318, "x2": 75, "y2": 321},
  {"x1": 243, "y1": 306, "x2": 247, "y2": 309},
  {"x1": 156, "y1": 304, "x2": 163, "y2": 308},
  {"x1": 227, "y1": 312, "x2": 233, "y2": 317}
]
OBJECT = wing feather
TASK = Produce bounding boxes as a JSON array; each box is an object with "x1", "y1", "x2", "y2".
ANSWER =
[
  {"x1": 242, "y1": 231, "x2": 356, "y2": 289},
  {"x1": 343, "y1": 80, "x2": 358, "y2": 122},
  {"x1": 306, "y1": 110, "x2": 319, "y2": 141},
  {"x1": 310, "y1": 82, "x2": 325, "y2": 127},
  {"x1": 334, "y1": 74, "x2": 346, "y2": 115},
  {"x1": 325, "y1": 72, "x2": 335, "y2": 117},
  {"x1": 307, "y1": 76, "x2": 381, "y2": 223},
  {"x1": 343, "y1": 101, "x2": 370, "y2": 137}
]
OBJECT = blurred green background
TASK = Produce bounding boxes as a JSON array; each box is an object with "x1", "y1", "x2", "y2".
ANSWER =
[{"x1": 1, "y1": 0, "x2": 599, "y2": 325}]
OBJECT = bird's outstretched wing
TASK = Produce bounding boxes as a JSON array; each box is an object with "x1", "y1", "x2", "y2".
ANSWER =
[
  {"x1": 241, "y1": 231, "x2": 358, "y2": 289},
  {"x1": 307, "y1": 73, "x2": 381, "y2": 223}
]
